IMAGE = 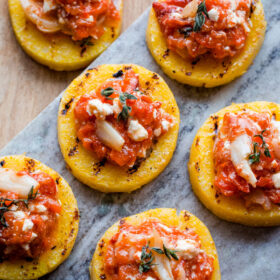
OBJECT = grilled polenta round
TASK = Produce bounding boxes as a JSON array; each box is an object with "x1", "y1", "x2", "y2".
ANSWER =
[
  {"x1": 90, "y1": 208, "x2": 221, "y2": 280},
  {"x1": 0, "y1": 155, "x2": 79, "y2": 280},
  {"x1": 58, "y1": 64, "x2": 180, "y2": 193},
  {"x1": 189, "y1": 102, "x2": 280, "y2": 226},
  {"x1": 146, "y1": 0, "x2": 266, "y2": 87},
  {"x1": 8, "y1": 0, "x2": 123, "y2": 71}
]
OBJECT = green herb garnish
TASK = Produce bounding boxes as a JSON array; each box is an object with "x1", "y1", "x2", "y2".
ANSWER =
[
  {"x1": 248, "y1": 129, "x2": 271, "y2": 164},
  {"x1": 118, "y1": 92, "x2": 137, "y2": 121},
  {"x1": 0, "y1": 186, "x2": 39, "y2": 228},
  {"x1": 139, "y1": 242, "x2": 179, "y2": 273},
  {"x1": 101, "y1": 87, "x2": 115, "y2": 100},
  {"x1": 79, "y1": 36, "x2": 94, "y2": 48},
  {"x1": 139, "y1": 242, "x2": 155, "y2": 274},
  {"x1": 193, "y1": 0, "x2": 209, "y2": 32}
]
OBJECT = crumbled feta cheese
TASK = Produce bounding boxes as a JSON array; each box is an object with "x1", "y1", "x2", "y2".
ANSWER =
[
  {"x1": 43, "y1": 0, "x2": 57, "y2": 14},
  {"x1": 13, "y1": 211, "x2": 26, "y2": 220},
  {"x1": 22, "y1": 244, "x2": 30, "y2": 251},
  {"x1": 112, "y1": 98, "x2": 122, "y2": 115},
  {"x1": 22, "y1": 219, "x2": 34, "y2": 231},
  {"x1": 208, "y1": 8, "x2": 219, "y2": 22},
  {"x1": 174, "y1": 239, "x2": 200, "y2": 260},
  {"x1": 41, "y1": 215, "x2": 48, "y2": 221},
  {"x1": 154, "y1": 128, "x2": 162, "y2": 137},
  {"x1": 153, "y1": 109, "x2": 157, "y2": 119},
  {"x1": 161, "y1": 120, "x2": 172, "y2": 132},
  {"x1": 35, "y1": 204, "x2": 47, "y2": 213},
  {"x1": 86, "y1": 15, "x2": 94, "y2": 23},
  {"x1": 146, "y1": 277, "x2": 157, "y2": 280},
  {"x1": 272, "y1": 173, "x2": 280, "y2": 189},
  {"x1": 10, "y1": 205, "x2": 18, "y2": 211},
  {"x1": 87, "y1": 99, "x2": 113, "y2": 120},
  {"x1": 31, "y1": 232, "x2": 38, "y2": 241},
  {"x1": 128, "y1": 120, "x2": 148, "y2": 142}
]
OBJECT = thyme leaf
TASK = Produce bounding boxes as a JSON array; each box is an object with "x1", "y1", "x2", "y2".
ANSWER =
[
  {"x1": 193, "y1": 0, "x2": 209, "y2": 32},
  {"x1": 0, "y1": 186, "x2": 39, "y2": 228},
  {"x1": 101, "y1": 87, "x2": 115, "y2": 100},
  {"x1": 79, "y1": 36, "x2": 94, "y2": 48},
  {"x1": 118, "y1": 92, "x2": 137, "y2": 121}
]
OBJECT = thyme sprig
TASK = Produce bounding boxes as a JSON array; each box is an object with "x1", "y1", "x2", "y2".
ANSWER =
[
  {"x1": 139, "y1": 242, "x2": 179, "y2": 274},
  {"x1": 193, "y1": 0, "x2": 209, "y2": 32},
  {"x1": 248, "y1": 129, "x2": 271, "y2": 164},
  {"x1": 0, "y1": 186, "x2": 39, "y2": 228},
  {"x1": 101, "y1": 87, "x2": 115, "y2": 100}
]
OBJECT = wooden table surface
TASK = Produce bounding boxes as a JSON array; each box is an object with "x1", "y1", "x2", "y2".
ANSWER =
[{"x1": 0, "y1": 0, "x2": 153, "y2": 150}]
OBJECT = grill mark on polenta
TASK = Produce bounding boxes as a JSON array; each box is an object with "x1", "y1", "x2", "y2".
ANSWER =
[
  {"x1": 195, "y1": 162, "x2": 200, "y2": 172},
  {"x1": 0, "y1": 160, "x2": 5, "y2": 167},
  {"x1": 111, "y1": 27, "x2": 115, "y2": 38},
  {"x1": 93, "y1": 159, "x2": 107, "y2": 175},
  {"x1": 113, "y1": 69, "x2": 124, "y2": 78},
  {"x1": 61, "y1": 98, "x2": 74, "y2": 115},
  {"x1": 195, "y1": 137, "x2": 200, "y2": 147},
  {"x1": 25, "y1": 158, "x2": 36, "y2": 172},
  {"x1": 152, "y1": 73, "x2": 159, "y2": 80},
  {"x1": 85, "y1": 72, "x2": 91, "y2": 78},
  {"x1": 68, "y1": 145, "x2": 78, "y2": 157},
  {"x1": 163, "y1": 48, "x2": 170, "y2": 58}
]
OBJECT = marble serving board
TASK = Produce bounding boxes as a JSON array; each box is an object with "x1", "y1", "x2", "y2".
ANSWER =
[{"x1": 1, "y1": 1, "x2": 280, "y2": 279}]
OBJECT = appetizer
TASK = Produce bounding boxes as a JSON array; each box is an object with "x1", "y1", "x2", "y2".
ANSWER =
[
  {"x1": 58, "y1": 64, "x2": 180, "y2": 192},
  {"x1": 189, "y1": 102, "x2": 280, "y2": 226},
  {"x1": 0, "y1": 155, "x2": 79, "y2": 279},
  {"x1": 90, "y1": 208, "x2": 220, "y2": 280},
  {"x1": 146, "y1": 0, "x2": 266, "y2": 87},
  {"x1": 9, "y1": 0, "x2": 123, "y2": 71}
]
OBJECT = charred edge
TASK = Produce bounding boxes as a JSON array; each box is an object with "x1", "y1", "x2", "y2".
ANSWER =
[
  {"x1": 100, "y1": 274, "x2": 107, "y2": 279},
  {"x1": 211, "y1": 115, "x2": 219, "y2": 132},
  {"x1": 215, "y1": 191, "x2": 220, "y2": 199},
  {"x1": 111, "y1": 27, "x2": 115, "y2": 38},
  {"x1": 191, "y1": 57, "x2": 200, "y2": 66},
  {"x1": 88, "y1": 67, "x2": 99, "y2": 71},
  {"x1": 74, "y1": 209, "x2": 79, "y2": 220},
  {"x1": 128, "y1": 148, "x2": 153, "y2": 175},
  {"x1": 85, "y1": 72, "x2": 91, "y2": 78},
  {"x1": 99, "y1": 240, "x2": 105, "y2": 249},
  {"x1": 51, "y1": 246, "x2": 57, "y2": 250},
  {"x1": 183, "y1": 211, "x2": 190, "y2": 220},
  {"x1": 152, "y1": 73, "x2": 159, "y2": 80},
  {"x1": 76, "y1": 137, "x2": 80, "y2": 143},
  {"x1": 0, "y1": 160, "x2": 5, "y2": 167},
  {"x1": 124, "y1": 66, "x2": 132, "y2": 71},
  {"x1": 61, "y1": 98, "x2": 74, "y2": 115},
  {"x1": 69, "y1": 228, "x2": 75, "y2": 238},
  {"x1": 93, "y1": 159, "x2": 107, "y2": 175},
  {"x1": 163, "y1": 48, "x2": 170, "y2": 58},
  {"x1": 195, "y1": 162, "x2": 200, "y2": 172},
  {"x1": 55, "y1": 177, "x2": 60, "y2": 185},
  {"x1": 25, "y1": 159, "x2": 35, "y2": 172},
  {"x1": 119, "y1": 219, "x2": 126, "y2": 226},
  {"x1": 80, "y1": 47, "x2": 87, "y2": 57},
  {"x1": 78, "y1": 81, "x2": 83, "y2": 87},
  {"x1": 249, "y1": 0, "x2": 256, "y2": 17},
  {"x1": 195, "y1": 137, "x2": 200, "y2": 147},
  {"x1": 61, "y1": 248, "x2": 67, "y2": 256},
  {"x1": 25, "y1": 257, "x2": 34, "y2": 262},
  {"x1": 68, "y1": 145, "x2": 78, "y2": 157},
  {"x1": 172, "y1": 70, "x2": 176, "y2": 74},
  {"x1": 113, "y1": 69, "x2": 124, "y2": 78},
  {"x1": 145, "y1": 81, "x2": 150, "y2": 86},
  {"x1": 185, "y1": 72, "x2": 192, "y2": 76}
]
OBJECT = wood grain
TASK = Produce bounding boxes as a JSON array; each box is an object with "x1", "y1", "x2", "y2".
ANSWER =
[{"x1": 0, "y1": 0, "x2": 153, "y2": 150}]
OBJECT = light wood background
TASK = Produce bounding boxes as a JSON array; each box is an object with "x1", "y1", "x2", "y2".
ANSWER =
[{"x1": 0, "y1": 0, "x2": 153, "y2": 150}]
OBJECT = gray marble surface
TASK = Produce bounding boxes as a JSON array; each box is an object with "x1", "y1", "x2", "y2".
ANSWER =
[{"x1": 1, "y1": 1, "x2": 280, "y2": 279}]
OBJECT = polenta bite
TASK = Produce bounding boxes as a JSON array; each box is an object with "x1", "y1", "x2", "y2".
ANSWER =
[
  {"x1": 9, "y1": 0, "x2": 123, "y2": 71},
  {"x1": 189, "y1": 102, "x2": 280, "y2": 226},
  {"x1": 0, "y1": 155, "x2": 79, "y2": 279},
  {"x1": 146, "y1": 0, "x2": 266, "y2": 87},
  {"x1": 90, "y1": 208, "x2": 220, "y2": 280},
  {"x1": 58, "y1": 64, "x2": 180, "y2": 192}
]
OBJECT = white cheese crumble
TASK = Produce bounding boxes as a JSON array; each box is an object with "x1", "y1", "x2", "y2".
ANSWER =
[
  {"x1": 13, "y1": 211, "x2": 26, "y2": 220},
  {"x1": 41, "y1": 215, "x2": 48, "y2": 221},
  {"x1": 43, "y1": 0, "x2": 57, "y2": 14},
  {"x1": 272, "y1": 173, "x2": 280, "y2": 189},
  {"x1": 22, "y1": 219, "x2": 34, "y2": 232},
  {"x1": 161, "y1": 120, "x2": 172, "y2": 132},
  {"x1": 128, "y1": 120, "x2": 149, "y2": 142},
  {"x1": 87, "y1": 99, "x2": 113, "y2": 120},
  {"x1": 154, "y1": 128, "x2": 162, "y2": 137},
  {"x1": 208, "y1": 8, "x2": 219, "y2": 22},
  {"x1": 22, "y1": 244, "x2": 30, "y2": 251}
]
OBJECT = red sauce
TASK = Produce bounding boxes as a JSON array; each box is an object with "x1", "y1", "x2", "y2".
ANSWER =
[
  {"x1": 104, "y1": 219, "x2": 214, "y2": 280},
  {"x1": 214, "y1": 111, "x2": 280, "y2": 207},
  {"x1": 74, "y1": 69, "x2": 174, "y2": 167},
  {"x1": 55, "y1": 0, "x2": 120, "y2": 41},
  {"x1": 153, "y1": 0, "x2": 252, "y2": 59},
  {"x1": 0, "y1": 170, "x2": 61, "y2": 260}
]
